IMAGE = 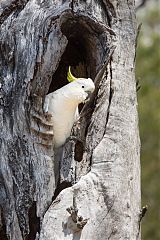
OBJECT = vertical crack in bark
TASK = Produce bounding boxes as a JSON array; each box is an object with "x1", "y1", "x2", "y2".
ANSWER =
[
  {"x1": 102, "y1": 0, "x2": 116, "y2": 27},
  {"x1": 134, "y1": 23, "x2": 142, "y2": 65},
  {"x1": 0, "y1": 208, "x2": 8, "y2": 240},
  {"x1": 52, "y1": 181, "x2": 72, "y2": 202},
  {"x1": 71, "y1": 0, "x2": 74, "y2": 12},
  {"x1": 26, "y1": 202, "x2": 40, "y2": 240},
  {"x1": 81, "y1": 46, "x2": 115, "y2": 153},
  {"x1": 105, "y1": 58, "x2": 113, "y2": 128},
  {"x1": 97, "y1": 1, "x2": 116, "y2": 138}
]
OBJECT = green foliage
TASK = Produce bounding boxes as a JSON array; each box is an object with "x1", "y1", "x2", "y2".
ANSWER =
[{"x1": 136, "y1": 4, "x2": 160, "y2": 240}]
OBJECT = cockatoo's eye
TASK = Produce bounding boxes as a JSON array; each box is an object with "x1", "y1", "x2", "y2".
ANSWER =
[{"x1": 82, "y1": 85, "x2": 84, "y2": 88}]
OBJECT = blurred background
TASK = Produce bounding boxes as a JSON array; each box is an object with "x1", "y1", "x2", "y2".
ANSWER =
[{"x1": 136, "y1": 0, "x2": 160, "y2": 239}]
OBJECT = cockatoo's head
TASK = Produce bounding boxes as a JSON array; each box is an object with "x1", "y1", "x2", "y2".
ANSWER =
[
  {"x1": 67, "y1": 66, "x2": 95, "y2": 101},
  {"x1": 74, "y1": 77, "x2": 95, "y2": 96}
]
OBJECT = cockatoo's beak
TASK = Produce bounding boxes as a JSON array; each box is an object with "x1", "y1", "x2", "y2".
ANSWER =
[{"x1": 85, "y1": 90, "x2": 94, "y2": 102}]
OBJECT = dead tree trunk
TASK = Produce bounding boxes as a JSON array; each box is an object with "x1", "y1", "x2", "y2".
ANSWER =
[{"x1": 0, "y1": 1, "x2": 141, "y2": 239}]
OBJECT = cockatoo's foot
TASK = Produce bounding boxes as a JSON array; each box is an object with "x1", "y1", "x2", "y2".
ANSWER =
[
  {"x1": 83, "y1": 97, "x2": 90, "y2": 104},
  {"x1": 73, "y1": 119, "x2": 81, "y2": 129},
  {"x1": 66, "y1": 136, "x2": 84, "y2": 144}
]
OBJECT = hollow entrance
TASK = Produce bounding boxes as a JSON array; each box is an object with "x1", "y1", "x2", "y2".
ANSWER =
[
  {"x1": 45, "y1": 16, "x2": 109, "y2": 162},
  {"x1": 48, "y1": 17, "x2": 99, "y2": 94}
]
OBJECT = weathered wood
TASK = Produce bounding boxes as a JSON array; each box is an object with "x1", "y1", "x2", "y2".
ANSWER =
[{"x1": 0, "y1": 0, "x2": 141, "y2": 240}]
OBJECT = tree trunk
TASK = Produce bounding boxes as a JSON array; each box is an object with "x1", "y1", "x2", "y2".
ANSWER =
[{"x1": 0, "y1": 0, "x2": 141, "y2": 240}]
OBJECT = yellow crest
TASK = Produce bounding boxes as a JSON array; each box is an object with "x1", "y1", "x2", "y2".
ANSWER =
[{"x1": 67, "y1": 66, "x2": 78, "y2": 82}]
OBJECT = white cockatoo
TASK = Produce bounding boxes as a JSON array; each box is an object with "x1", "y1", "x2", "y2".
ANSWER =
[{"x1": 43, "y1": 66, "x2": 95, "y2": 148}]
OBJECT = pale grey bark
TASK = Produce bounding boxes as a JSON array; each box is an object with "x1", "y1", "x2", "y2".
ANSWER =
[{"x1": 0, "y1": 0, "x2": 141, "y2": 240}]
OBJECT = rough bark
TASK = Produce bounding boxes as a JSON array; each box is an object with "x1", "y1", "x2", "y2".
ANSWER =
[{"x1": 0, "y1": 0, "x2": 141, "y2": 240}]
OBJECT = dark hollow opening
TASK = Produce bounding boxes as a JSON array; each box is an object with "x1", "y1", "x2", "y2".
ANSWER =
[
  {"x1": 46, "y1": 18, "x2": 102, "y2": 163},
  {"x1": 48, "y1": 18, "x2": 98, "y2": 94},
  {"x1": 46, "y1": 17, "x2": 106, "y2": 163}
]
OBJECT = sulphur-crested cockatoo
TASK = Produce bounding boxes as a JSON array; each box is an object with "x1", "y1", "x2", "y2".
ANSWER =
[{"x1": 43, "y1": 66, "x2": 95, "y2": 148}]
